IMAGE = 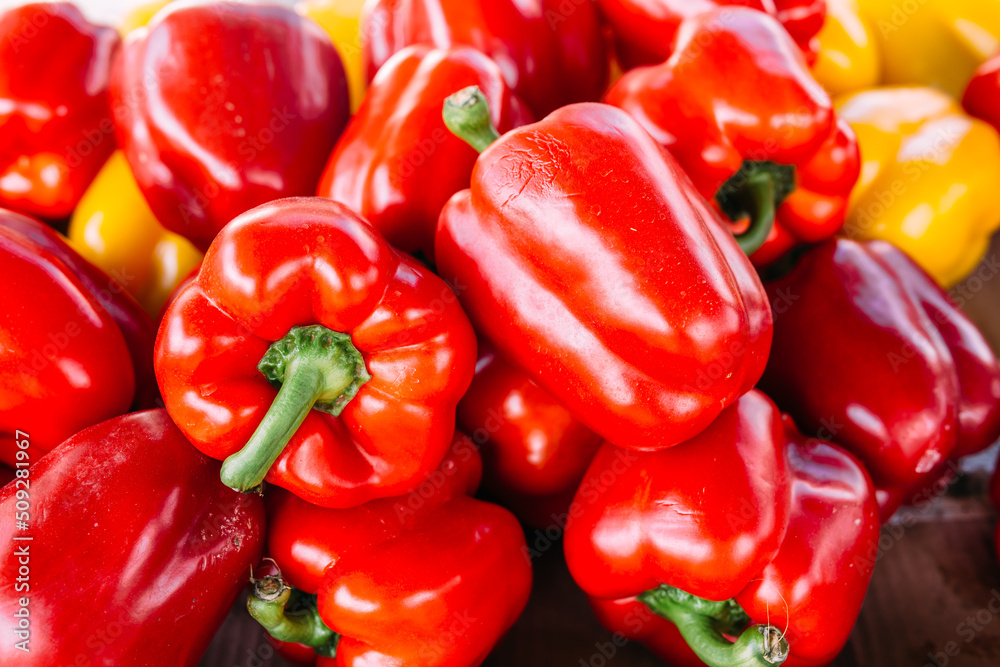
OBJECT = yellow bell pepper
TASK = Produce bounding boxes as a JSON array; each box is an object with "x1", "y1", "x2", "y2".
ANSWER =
[
  {"x1": 812, "y1": 0, "x2": 881, "y2": 96},
  {"x1": 858, "y1": 0, "x2": 1000, "y2": 97},
  {"x1": 119, "y1": 0, "x2": 172, "y2": 35},
  {"x1": 68, "y1": 152, "x2": 202, "y2": 317},
  {"x1": 835, "y1": 86, "x2": 1000, "y2": 287},
  {"x1": 297, "y1": 0, "x2": 367, "y2": 112}
]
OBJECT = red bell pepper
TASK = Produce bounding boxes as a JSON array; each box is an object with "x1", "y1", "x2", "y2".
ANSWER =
[
  {"x1": 112, "y1": 2, "x2": 350, "y2": 252},
  {"x1": 362, "y1": 0, "x2": 608, "y2": 117},
  {"x1": 260, "y1": 432, "x2": 483, "y2": 665},
  {"x1": 266, "y1": 432, "x2": 481, "y2": 593},
  {"x1": 155, "y1": 197, "x2": 477, "y2": 507},
  {"x1": 0, "y1": 3, "x2": 118, "y2": 219},
  {"x1": 565, "y1": 390, "x2": 880, "y2": 667},
  {"x1": 964, "y1": 51, "x2": 1000, "y2": 132},
  {"x1": 0, "y1": 464, "x2": 12, "y2": 487},
  {"x1": 597, "y1": 0, "x2": 825, "y2": 71},
  {"x1": 605, "y1": 7, "x2": 859, "y2": 266},
  {"x1": 249, "y1": 432, "x2": 532, "y2": 666},
  {"x1": 0, "y1": 208, "x2": 157, "y2": 407},
  {"x1": 436, "y1": 93, "x2": 771, "y2": 453},
  {"x1": 0, "y1": 209, "x2": 157, "y2": 469},
  {"x1": 457, "y1": 341, "x2": 601, "y2": 528},
  {"x1": 0, "y1": 410, "x2": 266, "y2": 665},
  {"x1": 760, "y1": 239, "x2": 1000, "y2": 497},
  {"x1": 317, "y1": 45, "x2": 532, "y2": 259}
]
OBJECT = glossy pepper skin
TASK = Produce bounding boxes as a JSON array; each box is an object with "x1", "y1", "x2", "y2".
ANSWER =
[
  {"x1": 565, "y1": 390, "x2": 879, "y2": 667},
  {"x1": 68, "y1": 150, "x2": 203, "y2": 317},
  {"x1": 858, "y1": 0, "x2": 1000, "y2": 97},
  {"x1": 297, "y1": 0, "x2": 367, "y2": 112},
  {"x1": 362, "y1": 0, "x2": 607, "y2": 117},
  {"x1": 267, "y1": 432, "x2": 482, "y2": 595},
  {"x1": 0, "y1": 410, "x2": 266, "y2": 666},
  {"x1": 810, "y1": 0, "x2": 879, "y2": 96},
  {"x1": 965, "y1": 53, "x2": 1000, "y2": 137},
  {"x1": 457, "y1": 342, "x2": 601, "y2": 528},
  {"x1": 605, "y1": 7, "x2": 861, "y2": 266},
  {"x1": 112, "y1": 2, "x2": 350, "y2": 252},
  {"x1": 837, "y1": 86, "x2": 1000, "y2": 287},
  {"x1": 0, "y1": 209, "x2": 157, "y2": 468},
  {"x1": 259, "y1": 432, "x2": 483, "y2": 666},
  {"x1": 596, "y1": 0, "x2": 825, "y2": 71},
  {"x1": 437, "y1": 99, "x2": 771, "y2": 453},
  {"x1": 317, "y1": 45, "x2": 532, "y2": 259},
  {"x1": 251, "y1": 433, "x2": 532, "y2": 666},
  {"x1": 760, "y1": 238, "x2": 1000, "y2": 492},
  {"x1": 155, "y1": 197, "x2": 477, "y2": 507},
  {"x1": 0, "y1": 3, "x2": 118, "y2": 219}
]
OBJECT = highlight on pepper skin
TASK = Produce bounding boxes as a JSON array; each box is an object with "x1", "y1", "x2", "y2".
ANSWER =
[{"x1": 5, "y1": 0, "x2": 1000, "y2": 666}]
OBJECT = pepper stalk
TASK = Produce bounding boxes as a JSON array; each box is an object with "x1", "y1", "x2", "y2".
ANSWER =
[
  {"x1": 715, "y1": 160, "x2": 796, "y2": 256},
  {"x1": 638, "y1": 584, "x2": 789, "y2": 667},
  {"x1": 443, "y1": 85, "x2": 501, "y2": 153},
  {"x1": 220, "y1": 325, "x2": 370, "y2": 492},
  {"x1": 248, "y1": 574, "x2": 339, "y2": 658}
]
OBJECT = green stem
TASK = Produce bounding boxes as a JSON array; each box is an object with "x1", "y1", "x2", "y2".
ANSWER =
[
  {"x1": 714, "y1": 160, "x2": 796, "y2": 257},
  {"x1": 732, "y1": 172, "x2": 776, "y2": 256},
  {"x1": 220, "y1": 325, "x2": 370, "y2": 492},
  {"x1": 443, "y1": 85, "x2": 501, "y2": 153},
  {"x1": 247, "y1": 575, "x2": 339, "y2": 658},
  {"x1": 639, "y1": 585, "x2": 789, "y2": 667}
]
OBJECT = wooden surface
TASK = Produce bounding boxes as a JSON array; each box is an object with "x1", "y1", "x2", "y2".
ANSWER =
[{"x1": 200, "y1": 236, "x2": 1000, "y2": 667}]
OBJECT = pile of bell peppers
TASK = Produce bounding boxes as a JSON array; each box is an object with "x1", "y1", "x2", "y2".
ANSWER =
[{"x1": 3, "y1": 1, "x2": 1000, "y2": 666}]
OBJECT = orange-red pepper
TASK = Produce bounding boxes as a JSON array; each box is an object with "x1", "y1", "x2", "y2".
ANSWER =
[
  {"x1": 605, "y1": 7, "x2": 859, "y2": 265},
  {"x1": 361, "y1": 0, "x2": 607, "y2": 116},
  {"x1": 317, "y1": 45, "x2": 531, "y2": 259},
  {"x1": 0, "y1": 3, "x2": 118, "y2": 219}
]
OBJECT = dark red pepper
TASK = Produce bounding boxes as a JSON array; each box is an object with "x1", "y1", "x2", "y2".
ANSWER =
[
  {"x1": 0, "y1": 3, "x2": 118, "y2": 219},
  {"x1": 760, "y1": 238, "x2": 1000, "y2": 496},
  {"x1": 0, "y1": 209, "x2": 156, "y2": 468},
  {"x1": 457, "y1": 341, "x2": 600, "y2": 528},
  {"x1": 605, "y1": 7, "x2": 859, "y2": 265},
  {"x1": 0, "y1": 410, "x2": 266, "y2": 665},
  {"x1": 0, "y1": 208, "x2": 157, "y2": 408},
  {"x1": 437, "y1": 95, "x2": 771, "y2": 452},
  {"x1": 112, "y1": 1, "x2": 350, "y2": 251},
  {"x1": 362, "y1": 0, "x2": 608, "y2": 117},
  {"x1": 317, "y1": 45, "x2": 532, "y2": 259}
]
